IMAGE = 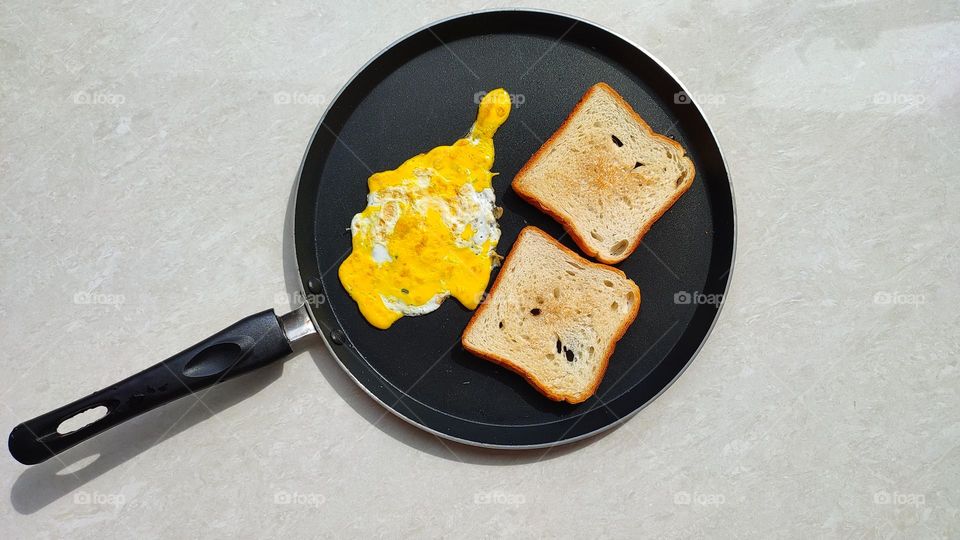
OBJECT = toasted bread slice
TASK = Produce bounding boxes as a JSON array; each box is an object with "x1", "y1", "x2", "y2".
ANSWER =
[
  {"x1": 512, "y1": 83, "x2": 695, "y2": 263},
  {"x1": 461, "y1": 226, "x2": 641, "y2": 404}
]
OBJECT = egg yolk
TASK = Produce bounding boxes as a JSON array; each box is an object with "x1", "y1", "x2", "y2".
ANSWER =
[{"x1": 338, "y1": 89, "x2": 512, "y2": 329}]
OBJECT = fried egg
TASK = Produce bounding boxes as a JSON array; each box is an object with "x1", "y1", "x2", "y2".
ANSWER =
[{"x1": 338, "y1": 89, "x2": 512, "y2": 329}]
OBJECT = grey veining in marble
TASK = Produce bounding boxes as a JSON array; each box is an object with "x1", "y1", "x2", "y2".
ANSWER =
[{"x1": 1, "y1": 0, "x2": 958, "y2": 538}]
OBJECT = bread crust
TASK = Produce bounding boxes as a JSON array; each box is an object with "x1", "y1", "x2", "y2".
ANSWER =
[
  {"x1": 461, "y1": 226, "x2": 641, "y2": 404},
  {"x1": 512, "y1": 82, "x2": 696, "y2": 264}
]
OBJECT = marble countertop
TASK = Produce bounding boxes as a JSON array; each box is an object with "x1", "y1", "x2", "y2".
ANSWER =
[{"x1": 1, "y1": 1, "x2": 957, "y2": 538}]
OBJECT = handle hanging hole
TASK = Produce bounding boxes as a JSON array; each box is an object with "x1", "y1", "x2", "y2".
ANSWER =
[{"x1": 56, "y1": 405, "x2": 109, "y2": 435}]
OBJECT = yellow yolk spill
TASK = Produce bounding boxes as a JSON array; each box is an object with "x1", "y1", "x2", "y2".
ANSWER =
[{"x1": 338, "y1": 89, "x2": 512, "y2": 329}]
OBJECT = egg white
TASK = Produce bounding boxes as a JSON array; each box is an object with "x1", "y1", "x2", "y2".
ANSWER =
[
  {"x1": 381, "y1": 292, "x2": 448, "y2": 317},
  {"x1": 350, "y1": 180, "x2": 500, "y2": 315}
]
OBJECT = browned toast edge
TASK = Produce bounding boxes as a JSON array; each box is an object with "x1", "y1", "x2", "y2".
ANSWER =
[
  {"x1": 461, "y1": 226, "x2": 641, "y2": 404},
  {"x1": 512, "y1": 82, "x2": 696, "y2": 264}
]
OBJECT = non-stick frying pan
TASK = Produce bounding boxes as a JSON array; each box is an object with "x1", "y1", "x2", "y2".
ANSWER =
[{"x1": 8, "y1": 9, "x2": 735, "y2": 465}]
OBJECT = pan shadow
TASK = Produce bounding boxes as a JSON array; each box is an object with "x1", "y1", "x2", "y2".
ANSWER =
[
  {"x1": 282, "y1": 158, "x2": 613, "y2": 465},
  {"x1": 9, "y1": 363, "x2": 282, "y2": 515}
]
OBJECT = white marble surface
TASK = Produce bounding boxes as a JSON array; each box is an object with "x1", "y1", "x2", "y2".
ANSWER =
[{"x1": 1, "y1": 1, "x2": 958, "y2": 538}]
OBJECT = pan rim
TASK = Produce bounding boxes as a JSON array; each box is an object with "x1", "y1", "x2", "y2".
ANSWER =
[{"x1": 291, "y1": 7, "x2": 737, "y2": 450}]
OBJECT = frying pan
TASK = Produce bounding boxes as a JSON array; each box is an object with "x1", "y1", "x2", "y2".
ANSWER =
[{"x1": 8, "y1": 9, "x2": 735, "y2": 465}]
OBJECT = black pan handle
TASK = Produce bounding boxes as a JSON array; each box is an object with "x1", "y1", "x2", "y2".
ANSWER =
[{"x1": 9, "y1": 309, "x2": 296, "y2": 465}]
